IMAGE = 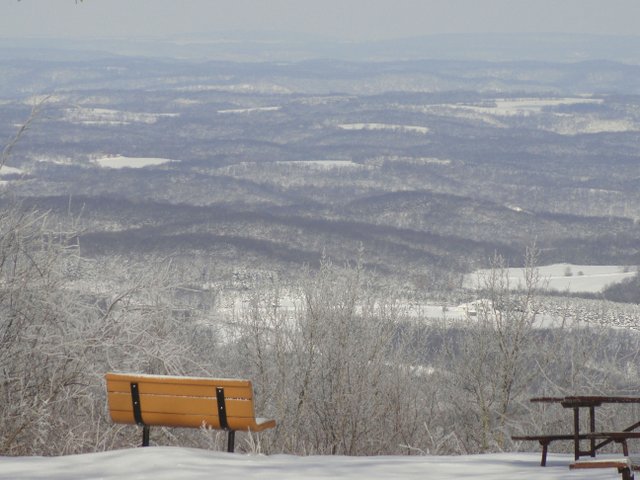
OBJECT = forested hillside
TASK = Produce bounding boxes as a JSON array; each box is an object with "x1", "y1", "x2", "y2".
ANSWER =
[{"x1": 0, "y1": 50, "x2": 639, "y2": 287}]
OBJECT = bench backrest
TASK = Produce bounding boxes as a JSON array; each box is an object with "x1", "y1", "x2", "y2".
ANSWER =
[{"x1": 105, "y1": 372, "x2": 259, "y2": 431}]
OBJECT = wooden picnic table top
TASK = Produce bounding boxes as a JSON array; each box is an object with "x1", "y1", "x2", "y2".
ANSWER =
[{"x1": 531, "y1": 396, "x2": 640, "y2": 407}]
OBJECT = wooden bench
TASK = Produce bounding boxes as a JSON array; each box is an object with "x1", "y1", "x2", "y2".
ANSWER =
[
  {"x1": 570, "y1": 458, "x2": 637, "y2": 480},
  {"x1": 105, "y1": 372, "x2": 276, "y2": 452},
  {"x1": 511, "y1": 434, "x2": 588, "y2": 466}
]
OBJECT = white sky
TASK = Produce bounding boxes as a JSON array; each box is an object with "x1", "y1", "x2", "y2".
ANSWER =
[{"x1": 2, "y1": 0, "x2": 640, "y2": 41}]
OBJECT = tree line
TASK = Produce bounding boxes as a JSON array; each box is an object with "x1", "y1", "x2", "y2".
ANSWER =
[{"x1": 1, "y1": 208, "x2": 639, "y2": 456}]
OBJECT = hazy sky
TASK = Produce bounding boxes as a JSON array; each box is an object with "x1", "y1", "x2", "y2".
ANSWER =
[{"x1": 2, "y1": 0, "x2": 640, "y2": 41}]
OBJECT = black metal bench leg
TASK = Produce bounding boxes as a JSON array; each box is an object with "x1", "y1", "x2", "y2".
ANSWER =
[
  {"x1": 227, "y1": 430, "x2": 235, "y2": 453},
  {"x1": 142, "y1": 425, "x2": 150, "y2": 447}
]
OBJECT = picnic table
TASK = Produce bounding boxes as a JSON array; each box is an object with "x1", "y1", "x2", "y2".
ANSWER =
[{"x1": 512, "y1": 395, "x2": 640, "y2": 466}]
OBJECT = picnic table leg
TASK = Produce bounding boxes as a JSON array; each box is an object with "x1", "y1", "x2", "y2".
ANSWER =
[
  {"x1": 618, "y1": 466, "x2": 634, "y2": 480},
  {"x1": 539, "y1": 439, "x2": 550, "y2": 467},
  {"x1": 573, "y1": 407, "x2": 580, "y2": 460},
  {"x1": 589, "y1": 405, "x2": 596, "y2": 457}
]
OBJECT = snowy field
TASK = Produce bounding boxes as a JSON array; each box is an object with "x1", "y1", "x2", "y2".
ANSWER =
[
  {"x1": 94, "y1": 155, "x2": 174, "y2": 169},
  {"x1": 0, "y1": 165, "x2": 23, "y2": 176},
  {"x1": 410, "y1": 97, "x2": 639, "y2": 135},
  {"x1": 63, "y1": 107, "x2": 178, "y2": 125},
  {"x1": 217, "y1": 106, "x2": 281, "y2": 114},
  {"x1": 338, "y1": 123, "x2": 430, "y2": 134},
  {"x1": 281, "y1": 160, "x2": 364, "y2": 169},
  {"x1": 465, "y1": 263, "x2": 636, "y2": 293},
  {"x1": 469, "y1": 97, "x2": 603, "y2": 116},
  {"x1": 0, "y1": 447, "x2": 616, "y2": 480}
]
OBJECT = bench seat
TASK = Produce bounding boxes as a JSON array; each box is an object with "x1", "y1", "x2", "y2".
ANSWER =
[
  {"x1": 513, "y1": 432, "x2": 640, "y2": 466},
  {"x1": 570, "y1": 458, "x2": 637, "y2": 480},
  {"x1": 583, "y1": 432, "x2": 640, "y2": 457},
  {"x1": 512, "y1": 434, "x2": 589, "y2": 466}
]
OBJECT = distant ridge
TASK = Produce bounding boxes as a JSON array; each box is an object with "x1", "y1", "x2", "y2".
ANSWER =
[{"x1": 2, "y1": 33, "x2": 640, "y2": 63}]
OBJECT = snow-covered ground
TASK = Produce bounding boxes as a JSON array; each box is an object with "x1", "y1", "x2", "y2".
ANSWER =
[
  {"x1": 465, "y1": 263, "x2": 636, "y2": 294},
  {"x1": 407, "y1": 97, "x2": 639, "y2": 135},
  {"x1": 216, "y1": 159, "x2": 369, "y2": 175},
  {"x1": 444, "y1": 97, "x2": 603, "y2": 117},
  {"x1": 0, "y1": 165, "x2": 24, "y2": 176},
  {"x1": 379, "y1": 156, "x2": 452, "y2": 166},
  {"x1": 0, "y1": 447, "x2": 615, "y2": 480},
  {"x1": 217, "y1": 106, "x2": 281, "y2": 114},
  {"x1": 274, "y1": 160, "x2": 366, "y2": 170},
  {"x1": 176, "y1": 84, "x2": 292, "y2": 94},
  {"x1": 63, "y1": 107, "x2": 178, "y2": 125},
  {"x1": 543, "y1": 116, "x2": 639, "y2": 135},
  {"x1": 338, "y1": 123, "x2": 429, "y2": 134},
  {"x1": 0, "y1": 165, "x2": 25, "y2": 186},
  {"x1": 94, "y1": 155, "x2": 175, "y2": 169}
]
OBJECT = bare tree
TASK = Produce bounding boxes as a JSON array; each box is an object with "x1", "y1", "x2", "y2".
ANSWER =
[
  {"x1": 0, "y1": 205, "x2": 87, "y2": 454},
  {"x1": 439, "y1": 246, "x2": 558, "y2": 452},
  {"x1": 0, "y1": 102, "x2": 219, "y2": 454},
  {"x1": 227, "y1": 256, "x2": 434, "y2": 455}
]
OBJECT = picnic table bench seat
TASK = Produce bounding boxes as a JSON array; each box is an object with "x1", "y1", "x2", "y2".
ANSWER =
[
  {"x1": 513, "y1": 432, "x2": 640, "y2": 466},
  {"x1": 105, "y1": 372, "x2": 276, "y2": 452},
  {"x1": 570, "y1": 458, "x2": 639, "y2": 480},
  {"x1": 584, "y1": 432, "x2": 640, "y2": 456},
  {"x1": 511, "y1": 434, "x2": 589, "y2": 466}
]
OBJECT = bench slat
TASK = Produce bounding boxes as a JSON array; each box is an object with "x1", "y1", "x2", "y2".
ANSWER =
[
  {"x1": 110, "y1": 409, "x2": 224, "y2": 429},
  {"x1": 106, "y1": 372, "x2": 252, "y2": 387},
  {"x1": 109, "y1": 410, "x2": 275, "y2": 431},
  {"x1": 107, "y1": 378, "x2": 253, "y2": 399},
  {"x1": 108, "y1": 392, "x2": 256, "y2": 418}
]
